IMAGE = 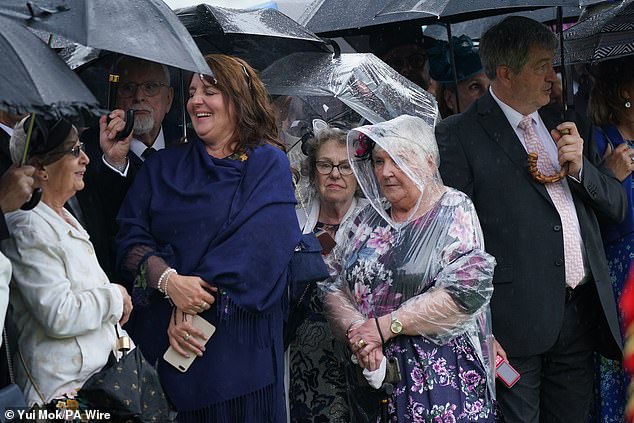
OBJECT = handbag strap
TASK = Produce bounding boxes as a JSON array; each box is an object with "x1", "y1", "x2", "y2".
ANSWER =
[
  {"x1": 3, "y1": 327, "x2": 14, "y2": 384},
  {"x1": 17, "y1": 347, "x2": 46, "y2": 404}
]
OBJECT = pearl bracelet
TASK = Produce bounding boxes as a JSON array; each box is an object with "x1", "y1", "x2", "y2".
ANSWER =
[{"x1": 158, "y1": 268, "x2": 176, "y2": 298}]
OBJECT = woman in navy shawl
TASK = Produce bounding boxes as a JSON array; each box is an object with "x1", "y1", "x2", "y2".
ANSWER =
[{"x1": 116, "y1": 54, "x2": 301, "y2": 422}]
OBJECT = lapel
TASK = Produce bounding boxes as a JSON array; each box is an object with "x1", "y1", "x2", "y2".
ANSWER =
[{"x1": 475, "y1": 92, "x2": 553, "y2": 205}]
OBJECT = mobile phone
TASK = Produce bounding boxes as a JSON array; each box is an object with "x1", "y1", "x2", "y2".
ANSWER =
[
  {"x1": 163, "y1": 315, "x2": 216, "y2": 372},
  {"x1": 495, "y1": 354, "x2": 520, "y2": 388}
]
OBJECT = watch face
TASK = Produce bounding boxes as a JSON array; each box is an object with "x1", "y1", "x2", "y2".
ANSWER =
[{"x1": 391, "y1": 320, "x2": 403, "y2": 334}]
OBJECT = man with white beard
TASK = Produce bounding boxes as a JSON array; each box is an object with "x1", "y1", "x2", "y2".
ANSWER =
[
  {"x1": 77, "y1": 56, "x2": 176, "y2": 285},
  {"x1": 99, "y1": 56, "x2": 175, "y2": 173}
]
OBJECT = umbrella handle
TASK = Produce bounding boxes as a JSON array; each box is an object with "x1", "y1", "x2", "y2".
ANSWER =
[
  {"x1": 20, "y1": 188, "x2": 42, "y2": 211},
  {"x1": 107, "y1": 109, "x2": 135, "y2": 141},
  {"x1": 19, "y1": 113, "x2": 42, "y2": 210}
]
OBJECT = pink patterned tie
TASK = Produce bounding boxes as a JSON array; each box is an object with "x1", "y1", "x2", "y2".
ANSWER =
[{"x1": 518, "y1": 115, "x2": 585, "y2": 288}]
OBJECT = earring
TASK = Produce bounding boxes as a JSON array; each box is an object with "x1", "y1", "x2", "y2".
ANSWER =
[
  {"x1": 42, "y1": 174, "x2": 48, "y2": 180},
  {"x1": 626, "y1": 101, "x2": 632, "y2": 109}
]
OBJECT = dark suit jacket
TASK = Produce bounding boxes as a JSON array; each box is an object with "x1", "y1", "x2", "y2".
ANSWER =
[
  {"x1": 78, "y1": 124, "x2": 183, "y2": 282},
  {"x1": 436, "y1": 92, "x2": 626, "y2": 359},
  {"x1": 0, "y1": 130, "x2": 12, "y2": 176}
]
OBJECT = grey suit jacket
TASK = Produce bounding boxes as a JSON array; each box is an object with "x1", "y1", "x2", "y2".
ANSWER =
[{"x1": 436, "y1": 92, "x2": 626, "y2": 359}]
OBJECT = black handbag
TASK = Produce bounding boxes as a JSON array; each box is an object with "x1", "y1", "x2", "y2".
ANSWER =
[
  {"x1": 20, "y1": 327, "x2": 176, "y2": 423},
  {"x1": 79, "y1": 329, "x2": 176, "y2": 422},
  {"x1": 0, "y1": 327, "x2": 26, "y2": 423},
  {"x1": 285, "y1": 232, "x2": 330, "y2": 347}
]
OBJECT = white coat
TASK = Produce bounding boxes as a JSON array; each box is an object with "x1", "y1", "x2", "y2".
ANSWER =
[{"x1": 1, "y1": 202, "x2": 123, "y2": 406}]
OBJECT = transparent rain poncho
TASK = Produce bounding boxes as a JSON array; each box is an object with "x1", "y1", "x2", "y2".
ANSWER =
[{"x1": 322, "y1": 115, "x2": 497, "y2": 421}]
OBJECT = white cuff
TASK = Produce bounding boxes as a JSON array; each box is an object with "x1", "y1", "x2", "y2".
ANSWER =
[{"x1": 102, "y1": 154, "x2": 129, "y2": 177}]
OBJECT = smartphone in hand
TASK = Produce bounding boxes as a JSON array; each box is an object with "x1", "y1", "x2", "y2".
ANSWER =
[
  {"x1": 163, "y1": 315, "x2": 216, "y2": 372},
  {"x1": 495, "y1": 354, "x2": 520, "y2": 388}
]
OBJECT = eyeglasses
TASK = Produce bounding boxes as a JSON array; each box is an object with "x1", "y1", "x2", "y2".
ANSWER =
[
  {"x1": 118, "y1": 81, "x2": 167, "y2": 98},
  {"x1": 315, "y1": 161, "x2": 354, "y2": 176},
  {"x1": 65, "y1": 142, "x2": 85, "y2": 158},
  {"x1": 385, "y1": 54, "x2": 427, "y2": 70}
]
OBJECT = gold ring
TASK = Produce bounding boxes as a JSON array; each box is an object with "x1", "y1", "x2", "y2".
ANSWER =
[
  {"x1": 183, "y1": 333, "x2": 190, "y2": 342},
  {"x1": 200, "y1": 301, "x2": 209, "y2": 309},
  {"x1": 357, "y1": 339, "x2": 366, "y2": 349}
]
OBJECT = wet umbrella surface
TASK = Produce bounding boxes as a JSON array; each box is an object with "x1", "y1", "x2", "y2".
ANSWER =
[
  {"x1": 563, "y1": 0, "x2": 634, "y2": 64},
  {"x1": 175, "y1": 4, "x2": 331, "y2": 71},
  {"x1": 0, "y1": 0, "x2": 209, "y2": 73},
  {"x1": 0, "y1": 15, "x2": 100, "y2": 118}
]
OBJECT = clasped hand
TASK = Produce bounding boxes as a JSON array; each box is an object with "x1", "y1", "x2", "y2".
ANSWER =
[
  {"x1": 165, "y1": 273, "x2": 217, "y2": 315},
  {"x1": 347, "y1": 319, "x2": 384, "y2": 372}
]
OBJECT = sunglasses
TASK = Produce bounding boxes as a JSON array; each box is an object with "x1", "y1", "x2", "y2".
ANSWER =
[{"x1": 64, "y1": 142, "x2": 85, "y2": 158}]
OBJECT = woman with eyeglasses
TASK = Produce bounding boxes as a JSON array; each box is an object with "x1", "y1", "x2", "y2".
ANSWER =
[
  {"x1": 0, "y1": 115, "x2": 132, "y2": 406},
  {"x1": 287, "y1": 124, "x2": 368, "y2": 422},
  {"x1": 116, "y1": 54, "x2": 301, "y2": 422}
]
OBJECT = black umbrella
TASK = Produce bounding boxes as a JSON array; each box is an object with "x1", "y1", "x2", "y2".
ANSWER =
[
  {"x1": 301, "y1": 0, "x2": 600, "y2": 36},
  {"x1": 175, "y1": 4, "x2": 332, "y2": 71},
  {"x1": 562, "y1": 0, "x2": 634, "y2": 64},
  {"x1": 0, "y1": 15, "x2": 100, "y2": 118},
  {"x1": 422, "y1": 6, "x2": 582, "y2": 40},
  {"x1": 376, "y1": 0, "x2": 602, "y2": 22},
  {"x1": 0, "y1": 0, "x2": 210, "y2": 74}
]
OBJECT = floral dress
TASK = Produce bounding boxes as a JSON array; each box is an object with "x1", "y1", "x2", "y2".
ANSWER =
[{"x1": 333, "y1": 190, "x2": 496, "y2": 422}]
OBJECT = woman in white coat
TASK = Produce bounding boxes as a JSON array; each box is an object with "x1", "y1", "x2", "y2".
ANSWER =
[
  {"x1": 1, "y1": 116, "x2": 132, "y2": 406},
  {"x1": 288, "y1": 125, "x2": 368, "y2": 422}
]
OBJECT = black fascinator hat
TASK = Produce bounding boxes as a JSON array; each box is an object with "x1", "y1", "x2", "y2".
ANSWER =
[{"x1": 23, "y1": 115, "x2": 73, "y2": 159}]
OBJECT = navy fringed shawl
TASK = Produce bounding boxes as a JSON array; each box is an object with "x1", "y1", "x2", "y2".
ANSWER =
[{"x1": 116, "y1": 138, "x2": 300, "y2": 421}]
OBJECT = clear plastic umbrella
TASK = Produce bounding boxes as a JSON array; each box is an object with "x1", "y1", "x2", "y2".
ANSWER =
[
  {"x1": 261, "y1": 52, "x2": 438, "y2": 127},
  {"x1": 261, "y1": 51, "x2": 438, "y2": 211}
]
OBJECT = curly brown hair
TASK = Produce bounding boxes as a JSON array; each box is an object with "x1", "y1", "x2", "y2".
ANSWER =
[{"x1": 188, "y1": 54, "x2": 283, "y2": 152}]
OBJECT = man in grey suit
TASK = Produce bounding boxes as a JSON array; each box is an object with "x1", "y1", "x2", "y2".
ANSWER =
[{"x1": 436, "y1": 16, "x2": 626, "y2": 422}]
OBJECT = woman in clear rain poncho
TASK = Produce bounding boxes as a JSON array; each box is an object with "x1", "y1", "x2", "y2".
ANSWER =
[{"x1": 323, "y1": 115, "x2": 497, "y2": 422}]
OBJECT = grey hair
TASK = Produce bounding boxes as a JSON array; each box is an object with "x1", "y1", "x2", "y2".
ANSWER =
[
  {"x1": 117, "y1": 56, "x2": 171, "y2": 86},
  {"x1": 479, "y1": 16, "x2": 557, "y2": 80},
  {"x1": 303, "y1": 127, "x2": 348, "y2": 185}
]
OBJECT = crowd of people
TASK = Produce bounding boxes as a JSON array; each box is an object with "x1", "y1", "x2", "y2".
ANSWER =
[{"x1": 0, "y1": 9, "x2": 630, "y2": 423}]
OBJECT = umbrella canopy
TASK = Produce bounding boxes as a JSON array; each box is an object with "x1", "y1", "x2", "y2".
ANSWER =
[
  {"x1": 377, "y1": 0, "x2": 602, "y2": 20},
  {"x1": 0, "y1": 0, "x2": 210, "y2": 73},
  {"x1": 175, "y1": 4, "x2": 331, "y2": 71},
  {"x1": 300, "y1": 0, "x2": 598, "y2": 35},
  {"x1": 562, "y1": 0, "x2": 634, "y2": 64},
  {"x1": 423, "y1": 6, "x2": 581, "y2": 40},
  {"x1": 0, "y1": 15, "x2": 101, "y2": 118},
  {"x1": 261, "y1": 52, "x2": 438, "y2": 128}
]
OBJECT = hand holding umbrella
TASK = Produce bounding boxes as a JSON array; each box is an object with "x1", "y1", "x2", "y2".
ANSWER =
[{"x1": 0, "y1": 164, "x2": 35, "y2": 213}]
